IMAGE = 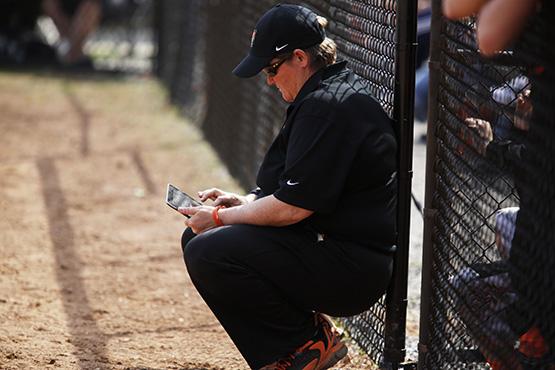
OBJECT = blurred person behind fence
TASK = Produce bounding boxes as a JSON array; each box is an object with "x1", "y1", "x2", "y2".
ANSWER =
[
  {"x1": 461, "y1": 70, "x2": 552, "y2": 366},
  {"x1": 0, "y1": 0, "x2": 102, "y2": 67},
  {"x1": 41, "y1": 0, "x2": 102, "y2": 68},
  {"x1": 450, "y1": 207, "x2": 521, "y2": 369},
  {"x1": 178, "y1": 4, "x2": 398, "y2": 369}
]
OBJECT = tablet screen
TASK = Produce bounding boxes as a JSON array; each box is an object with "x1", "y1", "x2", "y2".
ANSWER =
[{"x1": 166, "y1": 184, "x2": 201, "y2": 210}]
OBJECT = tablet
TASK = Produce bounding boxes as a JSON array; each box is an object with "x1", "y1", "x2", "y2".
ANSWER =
[{"x1": 166, "y1": 183, "x2": 202, "y2": 217}]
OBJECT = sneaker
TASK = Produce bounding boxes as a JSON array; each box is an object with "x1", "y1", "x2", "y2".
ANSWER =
[{"x1": 260, "y1": 313, "x2": 348, "y2": 370}]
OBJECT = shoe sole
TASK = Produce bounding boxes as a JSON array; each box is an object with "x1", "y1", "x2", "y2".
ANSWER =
[{"x1": 318, "y1": 342, "x2": 348, "y2": 370}]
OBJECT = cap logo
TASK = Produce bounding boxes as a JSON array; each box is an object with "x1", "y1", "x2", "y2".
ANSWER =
[
  {"x1": 250, "y1": 29, "x2": 257, "y2": 47},
  {"x1": 275, "y1": 44, "x2": 288, "y2": 52}
]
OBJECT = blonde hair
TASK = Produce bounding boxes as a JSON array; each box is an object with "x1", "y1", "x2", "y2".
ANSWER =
[{"x1": 305, "y1": 16, "x2": 337, "y2": 70}]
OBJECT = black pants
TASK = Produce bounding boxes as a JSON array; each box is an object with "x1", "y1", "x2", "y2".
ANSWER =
[{"x1": 181, "y1": 224, "x2": 393, "y2": 369}]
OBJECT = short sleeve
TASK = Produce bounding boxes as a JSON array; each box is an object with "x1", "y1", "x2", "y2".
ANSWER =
[{"x1": 273, "y1": 112, "x2": 364, "y2": 212}]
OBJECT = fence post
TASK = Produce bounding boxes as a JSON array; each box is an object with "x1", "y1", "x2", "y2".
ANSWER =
[
  {"x1": 416, "y1": 0, "x2": 441, "y2": 368},
  {"x1": 382, "y1": 0, "x2": 418, "y2": 368}
]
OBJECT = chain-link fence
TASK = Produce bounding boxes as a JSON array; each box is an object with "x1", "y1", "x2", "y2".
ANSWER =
[
  {"x1": 156, "y1": 0, "x2": 417, "y2": 367},
  {"x1": 418, "y1": 1, "x2": 555, "y2": 369}
]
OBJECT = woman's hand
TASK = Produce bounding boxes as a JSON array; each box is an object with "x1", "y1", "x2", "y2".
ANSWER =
[
  {"x1": 179, "y1": 206, "x2": 218, "y2": 234},
  {"x1": 198, "y1": 188, "x2": 251, "y2": 208}
]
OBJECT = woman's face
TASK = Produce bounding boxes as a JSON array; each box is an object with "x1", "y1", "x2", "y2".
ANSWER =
[
  {"x1": 264, "y1": 50, "x2": 312, "y2": 103},
  {"x1": 265, "y1": 59, "x2": 298, "y2": 102}
]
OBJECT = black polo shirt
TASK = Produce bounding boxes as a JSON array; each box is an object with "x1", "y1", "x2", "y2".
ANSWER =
[{"x1": 256, "y1": 61, "x2": 398, "y2": 252}]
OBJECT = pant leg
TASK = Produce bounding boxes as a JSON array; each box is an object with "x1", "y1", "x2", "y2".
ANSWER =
[
  {"x1": 414, "y1": 64, "x2": 430, "y2": 122},
  {"x1": 181, "y1": 224, "x2": 393, "y2": 369}
]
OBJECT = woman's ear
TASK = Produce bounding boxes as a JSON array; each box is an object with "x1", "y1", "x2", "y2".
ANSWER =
[{"x1": 293, "y1": 49, "x2": 309, "y2": 67}]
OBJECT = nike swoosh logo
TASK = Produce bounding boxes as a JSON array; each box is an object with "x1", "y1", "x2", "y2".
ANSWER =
[
  {"x1": 275, "y1": 44, "x2": 288, "y2": 51},
  {"x1": 286, "y1": 180, "x2": 299, "y2": 186}
]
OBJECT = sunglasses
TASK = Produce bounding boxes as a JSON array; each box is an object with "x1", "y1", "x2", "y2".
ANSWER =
[{"x1": 263, "y1": 54, "x2": 291, "y2": 77}]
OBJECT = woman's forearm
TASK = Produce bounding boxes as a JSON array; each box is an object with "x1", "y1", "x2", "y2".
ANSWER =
[{"x1": 218, "y1": 195, "x2": 313, "y2": 227}]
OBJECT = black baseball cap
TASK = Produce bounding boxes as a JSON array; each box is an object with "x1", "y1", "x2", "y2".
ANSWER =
[{"x1": 232, "y1": 4, "x2": 326, "y2": 78}]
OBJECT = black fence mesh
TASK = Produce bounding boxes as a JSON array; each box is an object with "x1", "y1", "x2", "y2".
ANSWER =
[
  {"x1": 421, "y1": 1, "x2": 555, "y2": 368},
  {"x1": 304, "y1": 0, "x2": 397, "y2": 117},
  {"x1": 156, "y1": 0, "x2": 410, "y2": 367}
]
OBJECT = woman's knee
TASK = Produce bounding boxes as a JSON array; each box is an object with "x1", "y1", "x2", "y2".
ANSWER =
[
  {"x1": 181, "y1": 227, "x2": 196, "y2": 254},
  {"x1": 181, "y1": 225, "x2": 257, "y2": 281},
  {"x1": 181, "y1": 228, "x2": 204, "y2": 269},
  {"x1": 181, "y1": 228, "x2": 223, "y2": 280}
]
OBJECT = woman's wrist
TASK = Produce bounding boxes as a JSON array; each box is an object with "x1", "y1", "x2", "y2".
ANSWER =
[{"x1": 212, "y1": 206, "x2": 226, "y2": 227}]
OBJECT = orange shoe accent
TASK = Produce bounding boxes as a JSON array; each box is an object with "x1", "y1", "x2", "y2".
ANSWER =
[
  {"x1": 259, "y1": 313, "x2": 348, "y2": 370},
  {"x1": 314, "y1": 314, "x2": 348, "y2": 370},
  {"x1": 485, "y1": 357, "x2": 503, "y2": 370},
  {"x1": 518, "y1": 326, "x2": 548, "y2": 358}
]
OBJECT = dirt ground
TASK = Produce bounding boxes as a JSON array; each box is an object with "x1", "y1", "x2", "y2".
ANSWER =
[{"x1": 0, "y1": 70, "x2": 377, "y2": 369}]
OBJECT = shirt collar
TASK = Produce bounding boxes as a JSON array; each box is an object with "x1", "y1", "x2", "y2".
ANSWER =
[{"x1": 291, "y1": 60, "x2": 348, "y2": 105}]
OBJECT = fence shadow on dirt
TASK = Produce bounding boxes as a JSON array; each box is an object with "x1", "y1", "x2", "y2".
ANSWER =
[{"x1": 37, "y1": 157, "x2": 110, "y2": 369}]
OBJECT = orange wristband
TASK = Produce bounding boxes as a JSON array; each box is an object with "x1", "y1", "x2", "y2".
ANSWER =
[{"x1": 212, "y1": 205, "x2": 225, "y2": 227}]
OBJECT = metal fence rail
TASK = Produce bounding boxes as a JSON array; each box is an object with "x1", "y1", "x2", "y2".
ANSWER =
[
  {"x1": 156, "y1": 0, "x2": 415, "y2": 368},
  {"x1": 419, "y1": 1, "x2": 555, "y2": 369}
]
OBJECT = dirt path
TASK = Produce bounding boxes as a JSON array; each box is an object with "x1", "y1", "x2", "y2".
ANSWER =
[{"x1": 0, "y1": 71, "x2": 374, "y2": 369}]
